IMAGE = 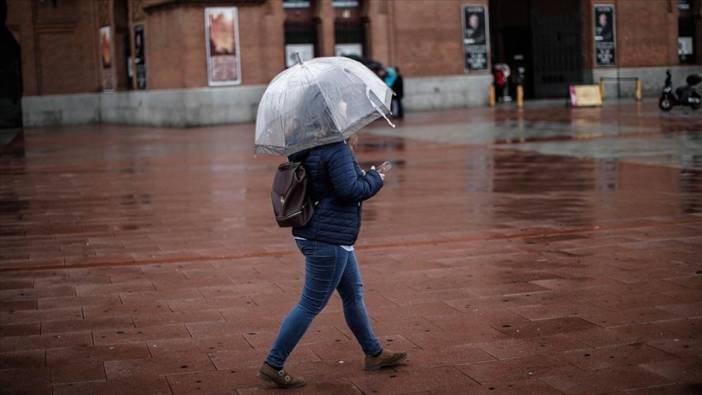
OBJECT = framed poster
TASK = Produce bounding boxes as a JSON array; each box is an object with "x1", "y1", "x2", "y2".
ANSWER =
[
  {"x1": 334, "y1": 43, "x2": 363, "y2": 57},
  {"x1": 462, "y1": 5, "x2": 489, "y2": 71},
  {"x1": 283, "y1": 0, "x2": 310, "y2": 8},
  {"x1": 99, "y1": 25, "x2": 114, "y2": 91},
  {"x1": 679, "y1": 37, "x2": 693, "y2": 56},
  {"x1": 133, "y1": 24, "x2": 147, "y2": 90},
  {"x1": 594, "y1": 4, "x2": 616, "y2": 66},
  {"x1": 205, "y1": 7, "x2": 242, "y2": 86},
  {"x1": 333, "y1": 0, "x2": 359, "y2": 7},
  {"x1": 285, "y1": 44, "x2": 314, "y2": 67}
]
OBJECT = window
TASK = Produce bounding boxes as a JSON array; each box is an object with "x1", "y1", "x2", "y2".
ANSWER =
[{"x1": 678, "y1": 0, "x2": 696, "y2": 64}]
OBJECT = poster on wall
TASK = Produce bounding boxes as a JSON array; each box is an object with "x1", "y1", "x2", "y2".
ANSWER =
[
  {"x1": 133, "y1": 24, "x2": 147, "y2": 90},
  {"x1": 679, "y1": 36, "x2": 693, "y2": 57},
  {"x1": 334, "y1": 43, "x2": 363, "y2": 57},
  {"x1": 594, "y1": 4, "x2": 616, "y2": 66},
  {"x1": 285, "y1": 44, "x2": 314, "y2": 67},
  {"x1": 205, "y1": 7, "x2": 242, "y2": 86},
  {"x1": 283, "y1": 0, "x2": 310, "y2": 8},
  {"x1": 99, "y1": 25, "x2": 114, "y2": 91},
  {"x1": 332, "y1": 0, "x2": 359, "y2": 7},
  {"x1": 462, "y1": 5, "x2": 489, "y2": 71}
]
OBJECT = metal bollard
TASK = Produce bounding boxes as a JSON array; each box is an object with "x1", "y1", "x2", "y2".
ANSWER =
[
  {"x1": 516, "y1": 85, "x2": 524, "y2": 109},
  {"x1": 488, "y1": 85, "x2": 496, "y2": 107},
  {"x1": 599, "y1": 77, "x2": 605, "y2": 101},
  {"x1": 635, "y1": 79, "x2": 642, "y2": 101}
]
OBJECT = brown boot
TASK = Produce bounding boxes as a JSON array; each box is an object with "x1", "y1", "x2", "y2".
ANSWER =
[
  {"x1": 364, "y1": 349, "x2": 408, "y2": 371},
  {"x1": 257, "y1": 362, "x2": 306, "y2": 389}
]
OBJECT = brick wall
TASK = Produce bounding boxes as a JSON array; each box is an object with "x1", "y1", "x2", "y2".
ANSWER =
[
  {"x1": 371, "y1": 0, "x2": 488, "y2": 77},
  {"x1": 146, "y1": 1, "x2": 285, "y2": 89},
  {"x1": 583, "y1": 0, "x2": 685, "y2": 69},
  {"x1": 144, "y1": 5, "x2": 189, "y2": 89},
  {"x1": 7, "y1": 0, "x2": 101, "y2": 95},
  {"x1": 7, "y1": 0, "x2": 698, "y2": 96},
  {"x1": 617, "y1": 0, "x2": 679, "y2": 67}
]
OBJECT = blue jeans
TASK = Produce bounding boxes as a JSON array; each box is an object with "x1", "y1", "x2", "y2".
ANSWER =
[{"x1": 265, "y1": 239, "x2": 382, "y2": 368}]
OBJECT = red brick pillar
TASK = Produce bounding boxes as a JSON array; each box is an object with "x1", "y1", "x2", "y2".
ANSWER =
[
  {"x1": 317, "y1": 0, "x2": 335, "y2": 57},
  {"x1": 365, "y1": 0, "x2": 391, "y2": 65}
]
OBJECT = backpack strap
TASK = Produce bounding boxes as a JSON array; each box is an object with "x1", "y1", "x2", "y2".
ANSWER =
[{"x1": 289, "y1": 148, "x2": 330, "y2": 206}]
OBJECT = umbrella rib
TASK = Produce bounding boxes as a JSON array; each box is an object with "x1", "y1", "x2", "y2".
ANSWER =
[
  {"x1": 279, "y1": 81, "x2": 290, "y2": 153},
  {"x1": 300, "y1": 64, "x2": 345, "y2": 133}
]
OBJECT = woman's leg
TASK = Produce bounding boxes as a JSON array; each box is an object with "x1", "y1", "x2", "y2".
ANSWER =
[
  {"x1": 336, "y1": 251, "x2": 383, "y2": 356},
  {"x1": 265, "y1": 240, "x2": 348, "y2": 368}
]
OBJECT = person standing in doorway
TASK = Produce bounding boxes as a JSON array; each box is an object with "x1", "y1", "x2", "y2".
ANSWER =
[
  {"x1": 391, "y1": 67, "x2": 404, "y2": 119},
  {"x1": 494, "y1": 65, "x2": 506, "y2": 102}
]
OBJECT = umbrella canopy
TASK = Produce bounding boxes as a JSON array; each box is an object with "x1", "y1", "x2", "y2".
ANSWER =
[
  {"x1": 255, "y1": 55, "x2": 394, "y2": 156},
  {"x1": 342, "y1": 54, "x2": 384, "y2": 72}
]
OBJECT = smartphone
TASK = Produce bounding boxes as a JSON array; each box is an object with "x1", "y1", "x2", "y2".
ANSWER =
[{"x1": 377, "y1": 161, "x2": 392, "y2": 173}]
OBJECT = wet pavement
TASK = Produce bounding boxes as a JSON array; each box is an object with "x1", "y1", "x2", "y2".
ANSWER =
[{"x1": 0, "y1": 100, "x2": 701, "y2": 394}]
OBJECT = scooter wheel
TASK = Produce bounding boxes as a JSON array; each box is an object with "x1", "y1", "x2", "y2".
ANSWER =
[
  {"x1": 691, "y1": 102, "x2": 700, "y2": 110},
  {"x1": 659, "y1": 97, "x2": 673, "y2": 112}
]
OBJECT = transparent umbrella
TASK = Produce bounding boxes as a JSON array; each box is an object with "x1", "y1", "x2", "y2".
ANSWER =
[{"x1": 255, "y1": 54, "x2": 395, "y2": 156}]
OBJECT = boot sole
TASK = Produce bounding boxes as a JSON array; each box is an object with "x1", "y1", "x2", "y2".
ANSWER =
[
  {"x1": 257, "y1": 372, "x2": 273, "y2": 383},
  {"x1": 257, "y1": 372, "x2": 306, "y2": 389},
  {"x1": 364, "y1": 354, "x2": 408, "y2": 371}
]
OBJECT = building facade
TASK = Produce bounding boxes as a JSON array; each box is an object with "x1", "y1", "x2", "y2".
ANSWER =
[{"x1": 6, "y1": 0, "x2": 702, "y2": 126}]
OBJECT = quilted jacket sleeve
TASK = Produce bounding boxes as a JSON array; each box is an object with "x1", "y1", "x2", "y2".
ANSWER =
[{"x1": 326, "y1": 143, "x2": 383, "y2": 202}]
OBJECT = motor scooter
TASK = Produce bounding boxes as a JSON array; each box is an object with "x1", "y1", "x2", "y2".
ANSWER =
[{"x1": 659, "y1": 70, "x2": 701, "y2": 111}]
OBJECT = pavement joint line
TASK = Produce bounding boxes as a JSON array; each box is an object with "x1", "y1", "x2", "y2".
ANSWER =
[
  {"x1": 492, "y1": 129, "x2": 680, "y2": 145},
  {"x1": 1, "y1": 218, "x2": 700, "y2": 273}
]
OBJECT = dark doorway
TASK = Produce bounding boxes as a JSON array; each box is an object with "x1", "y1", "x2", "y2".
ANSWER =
[
  {"x1": 489, "y1": 0, "x2": 583, "y2": 99},
  {"x1": 678, "y1": 0, "x2": 696, "y2": 64},
  {"x1": 283, "y1": 0, "x2": 318, "y2": 66},
  {"x1": 284, "y1": 21, "x2": 318, "y2": 50},
  {"x1": 334, "y1": 18, "x2": 366, "y2": 56},
  {"x1": 0, "y1": 0, "x2": 24, "y2": 156},
  {"x1": 333, "y1": 1, "x2": 366, "y2": 56},
  {"x1": 114, "y1": 0, "x2": 131, "y2": 90}
]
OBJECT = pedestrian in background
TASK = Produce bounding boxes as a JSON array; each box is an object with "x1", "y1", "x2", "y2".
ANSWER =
[
  {"x1": 391, "y1": 67, "x2": 404, "y2": 119},
  {"x1": 374, "y1": 65, "x2": 404, "y2": 119}
]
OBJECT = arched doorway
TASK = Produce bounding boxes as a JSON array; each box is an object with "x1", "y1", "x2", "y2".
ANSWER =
[
  {"x1": 489, "y1": 0, "x2": 584, "y2": 98},
  {"x1": 333, "y1": 0, "x2": 365, "y2": 57},
  {"x1": 283, "y1": 0, "x2": 318, "y2": 66},
  {"x1": 113, "y1": 0, "x2": 131, "y2": 90},
  {"x1": 0, "y1": 0, "x2": 24, "y2": 155}
]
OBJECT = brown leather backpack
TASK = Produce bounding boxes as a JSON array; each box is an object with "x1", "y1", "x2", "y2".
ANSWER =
[{"x1": 271, "y1": 161, "x2": 314, "y2": 227}]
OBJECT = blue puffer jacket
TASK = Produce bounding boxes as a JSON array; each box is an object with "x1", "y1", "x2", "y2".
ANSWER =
[{"x1": 289, "y1": 141, "x2": 383, "y2": 246}]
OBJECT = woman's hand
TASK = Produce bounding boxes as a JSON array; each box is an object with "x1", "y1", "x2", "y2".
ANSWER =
[{"x1": 370, "y1": 166, "x2": 386, "y2": 181}]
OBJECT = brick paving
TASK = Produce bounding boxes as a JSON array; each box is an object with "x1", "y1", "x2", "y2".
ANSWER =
[{"x1": 1, "y1": 102, "x2": 701, "y2": 394}]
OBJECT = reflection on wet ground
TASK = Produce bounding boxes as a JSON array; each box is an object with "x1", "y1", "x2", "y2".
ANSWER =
[
  {"x1": 370, "y1": 100, "x2": 702, "y2": 169},
  {"x1": 0, "y1": 100, "x2": 700, "y2": 394}
]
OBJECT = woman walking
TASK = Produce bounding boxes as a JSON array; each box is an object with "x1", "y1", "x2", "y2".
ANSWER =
[{"x1": 257, "y1": 135, "x2": 407, "y2": 388}]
